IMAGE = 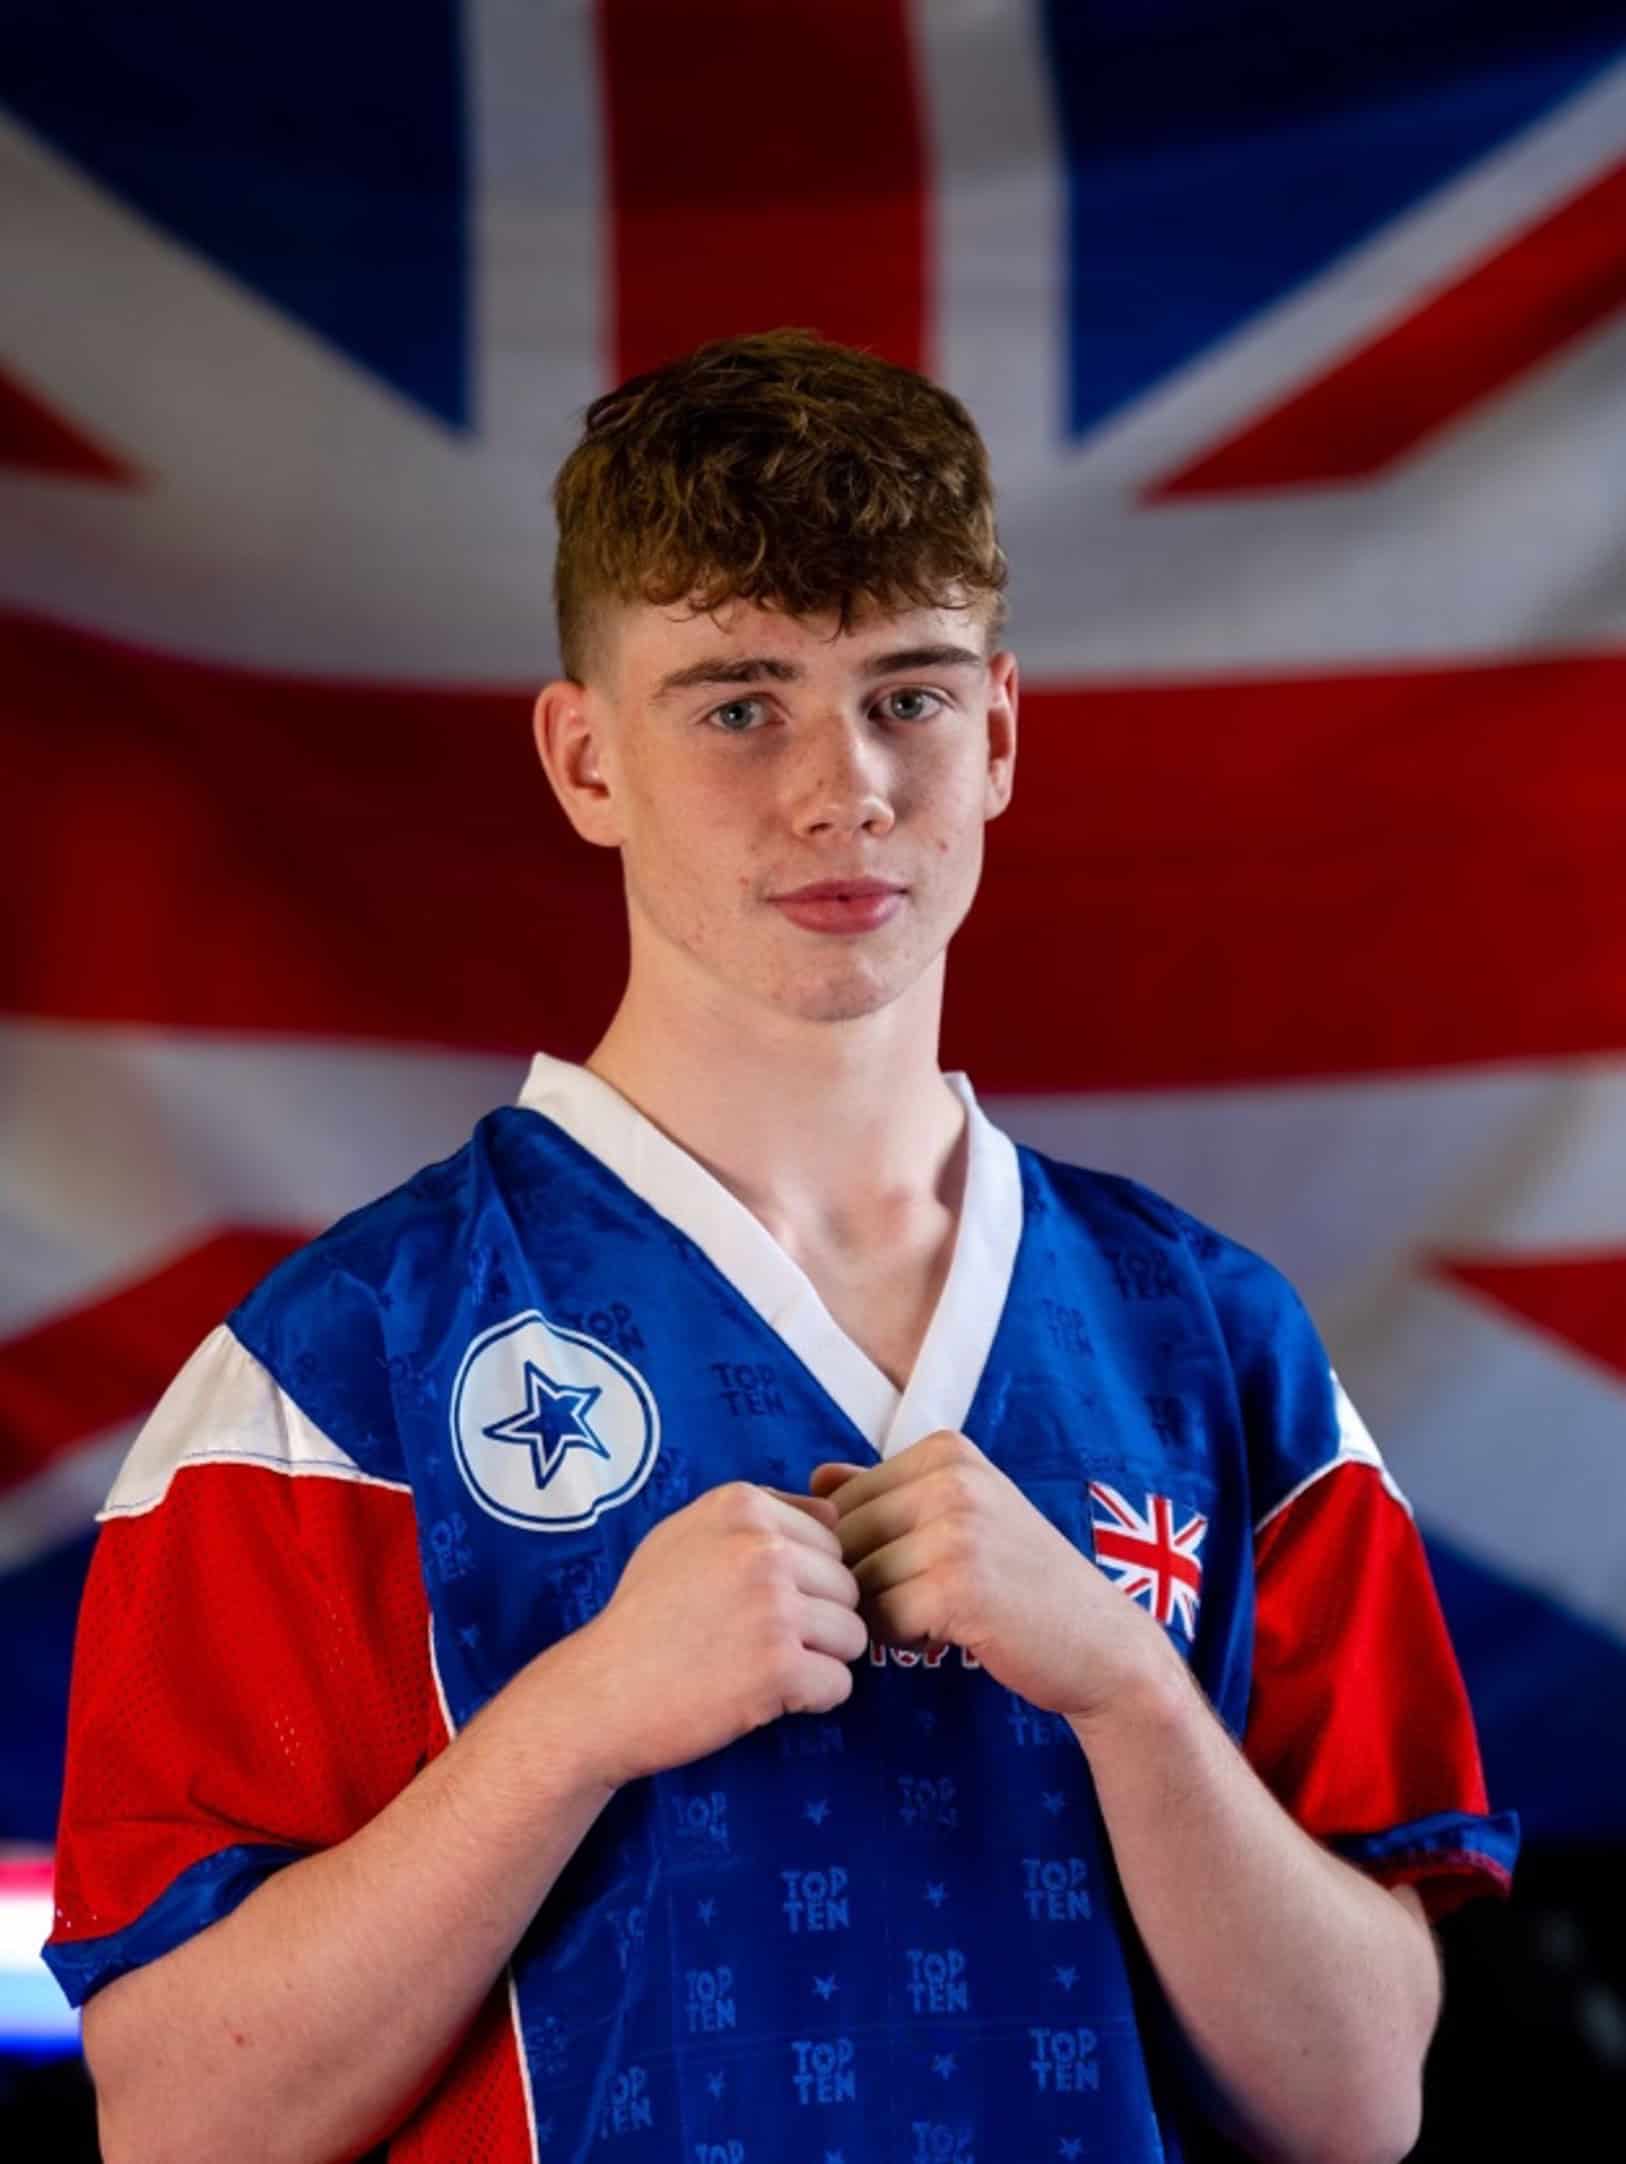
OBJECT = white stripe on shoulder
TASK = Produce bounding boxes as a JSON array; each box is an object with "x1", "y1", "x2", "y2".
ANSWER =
[
  {"x1": 1254, "y1": 1369, "x2": 1413, "y2": 1534},
  {"x1": 98, "y1": 1323, "x2": 411, "y2": 1520}
]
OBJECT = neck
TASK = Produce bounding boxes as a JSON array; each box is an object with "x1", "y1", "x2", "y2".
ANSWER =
[{"x1": 585, "y1": 955, "x2": 964, "y2": 1242}]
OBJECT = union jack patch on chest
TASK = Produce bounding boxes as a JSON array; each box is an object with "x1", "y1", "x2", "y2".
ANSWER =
[{"x1": 1088, "y1": 1483, "x2": 1209, "y2": 1639}]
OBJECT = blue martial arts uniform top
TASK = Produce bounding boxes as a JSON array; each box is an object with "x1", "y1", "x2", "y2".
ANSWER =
[{"x1": 47, "y1": 1056, "x2": 1517, "y2": 2163}]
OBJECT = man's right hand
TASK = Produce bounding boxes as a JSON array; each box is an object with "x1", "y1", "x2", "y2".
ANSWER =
[{"x1": 568, "y1": 1481, "x2": 869, "y2": 1789}]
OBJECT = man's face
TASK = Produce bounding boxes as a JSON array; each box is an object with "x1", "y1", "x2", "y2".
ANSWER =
[{"x1": 547, "y1": 595, "x2": 1017, "y2": 1027}]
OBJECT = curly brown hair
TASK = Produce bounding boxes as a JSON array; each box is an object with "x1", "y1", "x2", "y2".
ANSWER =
[{"x1": 552, "y1": 329, "x2": 1008, "y2": 682}]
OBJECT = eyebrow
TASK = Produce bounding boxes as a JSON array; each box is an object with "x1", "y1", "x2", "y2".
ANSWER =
[{"x1": 649, "y1": 644, "x2": 986, "y2": 702}]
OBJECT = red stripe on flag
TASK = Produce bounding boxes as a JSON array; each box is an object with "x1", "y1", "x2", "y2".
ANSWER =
[
  {"x1": 0, "y1": 1857, "x2": 52, "y2": 1899},
  {"x1": 948, "y1": 653, "x2": 1626, "y2": 1088},
  {"x1": 600, "y1": 0, "x2": 928, "y2": 378},
  {"x1": 0, "y1": 363, "x2": 138, "y2": 483},
  {"x1": 6, "y1": 609, "x2": 1626, "y2": 1089},
  {"x1": 1093, "y1": 1526, "x2": 1202, "y2": 1592},
  {"x1": 3, "y1": 607, "x2": 627, "y2": 1061},
  {"x1": 0, "y1": 1228, "x2": 305, "y2": 1490},
  {"x1": 1432, "y1": 1251, "x2": 1626, "y2": 1384},
  {"x1": 1150, "y1": 159, "x2": 1626, "y2": 494}
]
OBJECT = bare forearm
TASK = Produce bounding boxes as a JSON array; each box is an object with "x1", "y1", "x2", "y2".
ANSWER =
[
  {"x1": 86, "y1": 1631, "x2": 619, "y2": 2164},
  {"x1": 1071, "y1": 1657, "x2": 1440, "y2": 2164}
]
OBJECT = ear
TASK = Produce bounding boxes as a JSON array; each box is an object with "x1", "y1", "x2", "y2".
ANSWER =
[
  {"x1": 532, "y1": 678, "x2": 623, "y2": 849},
  {"x1": 983, "y1": 649, "x2": 1018, "y2": 821}
]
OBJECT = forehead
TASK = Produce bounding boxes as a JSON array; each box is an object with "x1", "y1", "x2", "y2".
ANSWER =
[{"x1": 604, "y1": 595, "x2": 993, "y2": 699}]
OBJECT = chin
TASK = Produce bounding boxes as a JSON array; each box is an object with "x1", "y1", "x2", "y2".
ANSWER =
[{"x1": 772, "y1": 961, "x2": 918, "y2": 1026}]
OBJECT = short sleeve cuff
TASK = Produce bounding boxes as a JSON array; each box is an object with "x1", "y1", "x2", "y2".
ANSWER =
[
  {"x1": 1331, "y1": 1807, "x2": 1520, "y2": 1920},
  {"x1": 42, "y1": 1840, "x2": 306, "y2": 2007}
]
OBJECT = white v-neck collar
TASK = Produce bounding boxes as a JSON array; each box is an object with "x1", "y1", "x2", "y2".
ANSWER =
[{"x1": 514, "y1": 1052, "x2": 1024, "y2": 1459}]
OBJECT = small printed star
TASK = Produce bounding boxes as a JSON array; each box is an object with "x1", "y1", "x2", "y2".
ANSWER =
[
  {"x1": 813, "y1": 1974, "x2": 838, "y2": 2000},
  {"x1": 925, "y1": 1882, "x2": 947, "y2": 1908},
  {"x1": 1054, "y1": 1965, "x2": 1078, "y2": 1993},
  {"x1": 824, "y1": 2152, "x2": 847, "y2": 2164},
  {"x1": 697, "y1": 1899, "x2": 717, "y2": 1924},
  {"x1": 1060, "y1": 2140, "x2": 1083, "y2": 2161},
  {"x1": 804, "y1": 1798, "x2": 831, "y2": 1825},
  {"x1": 931, "y1": 2053, "x2": 957, "y2": 2079},
  {"x1": 915, "y1": 1709, "x2": 937, "y2": 1734},
  {"x1": 457, "y1": 1624, "x2": 480, "y2": 1648},
  {"x1": 1041, "y1": 1790, "x2": 1066, "y2": 1815},
  {"x1": 706, "y1": 2071, "x2": 726, "y2": 2099}
]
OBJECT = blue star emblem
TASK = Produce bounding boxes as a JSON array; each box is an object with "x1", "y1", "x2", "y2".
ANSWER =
[
  {"x1": 706, "y1": 2071, "x2": 726, "y2": 2099},
  {"x1": 805, "y1": 1798, "x2": 830, "y2": 1825},
  {"x1": 1060, "y1": 2140, "x2": 1083, "y2": 2160},
  {"x1": 697, "y1": 1899, "x2": 717, "y2": 1925},
  {"x1": 813, "y1": 1974, "x2": 837, "y2": 2000},
  {"x1": 1054, "y1": 1965, "x2": 1078, "y2": 1993},
  {"x1": 931, "y1": 2053, "x2": 957, "y2": 2080},
  {"x1": 482, "y1": 1361, "x2": 607, "y2": 1490},
  {"x1": 824, "y1": 2152, "x2": 847, "y2": 2164},
  {"x1": 1041, "y1": 1790, "x2": 1066, "y2": 1815},
  {"x1": 925, "y1": 1882, "x2": 947, "y2": 1907}
]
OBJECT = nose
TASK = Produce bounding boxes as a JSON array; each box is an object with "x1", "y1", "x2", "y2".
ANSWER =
[{"x1": 789, "y1": 714, "x2": 897, "y2": 840}]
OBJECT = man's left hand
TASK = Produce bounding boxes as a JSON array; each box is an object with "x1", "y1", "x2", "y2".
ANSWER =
[{"x1": 809, "y1": 1432, "x2": 1178, "y2": 1725}]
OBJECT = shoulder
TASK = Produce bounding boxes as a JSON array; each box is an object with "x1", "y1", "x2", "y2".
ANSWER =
[
  {"x1": 212, "y1": 1104, "x2": 558, "y2": 1475},
  {"x1": 231, "y1": 1103, "x2": 546, "y2": 1336},
  {"x1": 1016, "y1": 1142, "x2": 1365, "y2": 1507},
  {"x1": 1018, "y1": 1141, "x2": 1298, "y2": 1317},
  {"x1": 96, "y1": 1115, "x2": 517, "y2": 1512}
]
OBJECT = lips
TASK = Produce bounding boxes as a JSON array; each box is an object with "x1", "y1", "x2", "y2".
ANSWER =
[
  {"x1": 769, "y1": 878, "x2": 906, "y2": 935},
  {"x1": 774, "y1": 879, "x2": 903, "y2": 904}
]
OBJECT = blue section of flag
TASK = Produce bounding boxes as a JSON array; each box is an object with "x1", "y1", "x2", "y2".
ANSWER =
[
  {"x1": 1426, "y1": 1531, "x2": 1626, "y2": 1844},
  {"x1": 2, "y1": 1, "x2": 468, "y2": 427},
  {"x1": 1038, "y1": 3, "x2": 1626, "y2": 437},
  {"x1": 0, "y1": 1533, "x2": 90, "y2": 1845}
]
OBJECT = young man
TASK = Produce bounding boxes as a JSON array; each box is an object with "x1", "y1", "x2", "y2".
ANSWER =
[{"x1": 47, "y1": 331, "x2": 1515, "y2": 2164}]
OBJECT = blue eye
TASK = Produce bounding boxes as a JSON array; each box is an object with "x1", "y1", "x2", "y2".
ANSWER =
[
  {"x1": 709, "y1": 698, "x2": 763, "y2": 733},
  {"x1": 880, "y1": 689, "x2": 942, "y2": 722}
]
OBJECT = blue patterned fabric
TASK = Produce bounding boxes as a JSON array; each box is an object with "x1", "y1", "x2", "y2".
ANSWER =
[{"x1": 66, "y1": 1100, "x2": 1512, "y2": 2158}]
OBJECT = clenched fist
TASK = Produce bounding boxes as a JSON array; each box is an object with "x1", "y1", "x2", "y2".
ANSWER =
[
  {"x1": 810, "y1": 1431, "x2": 1179, "y2": 1725},
  {"x1": 570, "y1": 1481, "x2": 870, "y2": 1790}
]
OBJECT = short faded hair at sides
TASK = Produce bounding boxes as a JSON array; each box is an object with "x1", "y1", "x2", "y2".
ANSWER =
[{"x1": 551, "y1": 328, "x2": 1009, "y2": 683}]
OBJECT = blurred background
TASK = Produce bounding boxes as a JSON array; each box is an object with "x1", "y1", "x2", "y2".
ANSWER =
[{"x1": 3, "y1": 2, "x2": 1625, "y2": 2153}]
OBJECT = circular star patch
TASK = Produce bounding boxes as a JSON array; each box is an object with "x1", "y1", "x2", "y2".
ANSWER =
[{"x1": 450, "y1": 1309, "x2": 660, "y2": 1530}]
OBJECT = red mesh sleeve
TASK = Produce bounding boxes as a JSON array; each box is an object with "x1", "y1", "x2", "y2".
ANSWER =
[
  {"x1": 50, "y1": 1461, "x2": 434, "y2": 1950},
  {"x1": 1243, "y1": 1460, "x2": 1508, "y2": 1920}
]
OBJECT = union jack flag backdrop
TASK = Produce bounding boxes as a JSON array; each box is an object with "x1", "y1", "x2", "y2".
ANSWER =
[{"x1": 5, "y1": 0, "x2": 1626, "y2": 1963}]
